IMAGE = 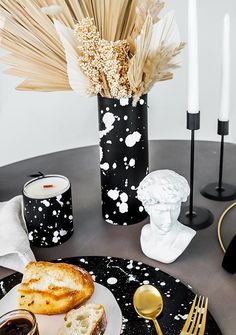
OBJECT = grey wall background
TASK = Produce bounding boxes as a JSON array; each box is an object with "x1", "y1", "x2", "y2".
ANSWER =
[{"x1": 0, "y1": 0, "x2": 235, "y2": 166}]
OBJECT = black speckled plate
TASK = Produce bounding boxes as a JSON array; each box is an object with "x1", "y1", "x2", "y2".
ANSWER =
[{"x1": 0, "y1": 256, "x2": 222, "y2": 335}]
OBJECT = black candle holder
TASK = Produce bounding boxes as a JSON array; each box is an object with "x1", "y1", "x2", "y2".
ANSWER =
[
  {"x1": 178, "y1": 112, "x2": 214, "y2": 230},
  {"x1": 200, "y1": 119, "x2": 236, "y2": 201}
]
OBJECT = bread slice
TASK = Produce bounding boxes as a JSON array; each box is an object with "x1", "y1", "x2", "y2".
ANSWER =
[
  {"x1": 58, "y1": 304, "x2": 107, "y2": 335},
  {"x1": 18, "y1": 261, "x2": 94, "y2": 315}
]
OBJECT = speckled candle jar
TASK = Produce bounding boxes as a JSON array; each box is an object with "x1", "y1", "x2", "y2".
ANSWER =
[
  {"x1": 98, "y1": 94, "x2": 149, "y2": 225},
  {"x1": 22, "y1": 175, "x2": 74, "y2": 247}
]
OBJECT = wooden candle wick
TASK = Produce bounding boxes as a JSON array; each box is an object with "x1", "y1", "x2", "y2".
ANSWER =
[{"x1": 43, "y1": 184, "x2": 54, "y2": 188}]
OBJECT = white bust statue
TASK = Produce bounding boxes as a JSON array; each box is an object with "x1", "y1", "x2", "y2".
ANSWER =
[{"x1": 137, "y1": 170, "x2": 196, "y2": 264}]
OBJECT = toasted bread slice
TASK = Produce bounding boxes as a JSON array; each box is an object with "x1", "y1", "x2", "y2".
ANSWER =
[
  {"x1": 18, "y1": 261, "x2": 94, "y2": 315},
  {"x1": 58, "y1": 304, "x2": 107, "y2": 335}
]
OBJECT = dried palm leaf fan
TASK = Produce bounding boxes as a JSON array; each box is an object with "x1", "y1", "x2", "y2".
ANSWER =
[{"x1": 0, "y1": 0, "x2": 184, "y2": 100}]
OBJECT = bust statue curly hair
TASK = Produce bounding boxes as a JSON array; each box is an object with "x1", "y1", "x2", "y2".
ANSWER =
[{"x1": 137, "y1": 170, "x2": 195, "y2": 264}]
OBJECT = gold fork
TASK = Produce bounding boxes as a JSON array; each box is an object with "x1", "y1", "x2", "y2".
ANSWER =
[{"x1": 180, "y1": 295, "x2": 208, "y2": 335}]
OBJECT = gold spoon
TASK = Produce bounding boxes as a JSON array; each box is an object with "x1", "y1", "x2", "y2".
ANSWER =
[{"x1": 133, "y1": 284, "x2": 164, "y2": 335}]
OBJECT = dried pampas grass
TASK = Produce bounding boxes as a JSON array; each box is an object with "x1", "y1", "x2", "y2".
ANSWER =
[
  {"x1": 0, "y1": 0, "x2": 185, "y2": 100},
  {"x1": 128, "y1": 10, "x2": 185, "y2": 103}
]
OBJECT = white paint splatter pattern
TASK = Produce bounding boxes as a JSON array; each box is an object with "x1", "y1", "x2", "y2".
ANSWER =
[
  {"x1": 99, "y1": 112, "x2": 116, "y2": 138},
  {"x1": 56, "y1": 195, "x2": 64, "y2": 207},
  {"x1": 125, "y1": 131, "x2": 142, "y2": 147},
  {"x1": 108, "y1": 189, "x2": 119, "y2": 200},
  {"x1": 100, "y1": 162, "x2": 109, "y2": 171},
  {"x1": 120, "y1": 98, "x2": 129, "y2": 106},
  {"x1": 119, "y1": 202, "x2": 128, "y2": 213},
  {"x1": 100, "y1": 146, "x2": 103, "y2": 162},
  {"x1": 40, "y1": 199, "x2": 50, "y2": 207},
  {"x1": 129, "y1": 158, "x2": 135, "y2": 167}
]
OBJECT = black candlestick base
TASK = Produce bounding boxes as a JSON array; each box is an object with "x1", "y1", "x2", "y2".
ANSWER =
[
  {"x1": 178, "y1": 206, "x2": 214, "y2": 230},
  {"x1": 201, "y1": 182, "x2": 236, "y2": 201}
]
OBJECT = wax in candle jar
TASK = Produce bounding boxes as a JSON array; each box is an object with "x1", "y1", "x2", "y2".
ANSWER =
[
  {"x1": 219, "y1": 14, "x2": 230, "y2": 122},
  {"x1": 23, "y1": 175, "x2": 70, "y2": 199},
  {"x1": 188, "y1": 0, "x2": 199, "y2": 114}
]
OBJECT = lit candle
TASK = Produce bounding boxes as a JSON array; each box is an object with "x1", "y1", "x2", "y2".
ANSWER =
[
  {"x1": 188, "y1": 0, "x2": 199, "y2": 114},
  {"x1": 219, "y1": 14, "x2": 230, "y2": 121}
]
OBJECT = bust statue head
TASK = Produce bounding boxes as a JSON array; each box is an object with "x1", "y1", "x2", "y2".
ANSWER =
[{"x1": 137, "y1": 170, "x2": 196, "y2": 263}]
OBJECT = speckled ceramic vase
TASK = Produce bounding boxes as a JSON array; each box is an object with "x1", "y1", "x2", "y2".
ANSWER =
[{"x1": 98, "y1": 94, "x2": 149, "y2": 225}]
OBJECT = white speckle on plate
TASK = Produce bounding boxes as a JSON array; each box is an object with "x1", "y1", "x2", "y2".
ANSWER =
[
  {"x1": 107, "y1": 277, "x2": 118, "y2": 285},
  {"x1": 143, "y1": 280, "x2": 150, "y2": 285},
  {"x1": 127, "y1": 260, "x2": 133, "y2": 269}
]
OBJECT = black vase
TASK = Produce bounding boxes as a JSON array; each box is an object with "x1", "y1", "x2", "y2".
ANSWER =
[{"x1": 98, "y1": 94, "x2": 149, "y2": 225}]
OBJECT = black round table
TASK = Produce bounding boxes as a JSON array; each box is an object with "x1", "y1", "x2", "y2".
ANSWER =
[{"x1": 0, "y1": 140, "x2": 235, "y2": 335}]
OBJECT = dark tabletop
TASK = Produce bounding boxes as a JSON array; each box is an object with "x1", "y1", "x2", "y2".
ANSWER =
[{"x1": 0, "y1": 140, "x2": 235, "y2": 335}]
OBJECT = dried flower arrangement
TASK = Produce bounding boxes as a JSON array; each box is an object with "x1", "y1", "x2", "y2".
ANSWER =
[{"x1": 0, "y1": 0, "x2": 184, "y2": 103}]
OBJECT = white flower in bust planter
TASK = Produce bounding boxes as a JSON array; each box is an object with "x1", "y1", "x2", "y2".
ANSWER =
[{"x1": 137, "y1": 170, "x2": 196, "y2": 264}]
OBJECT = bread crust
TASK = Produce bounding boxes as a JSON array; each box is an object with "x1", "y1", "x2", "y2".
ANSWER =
[
  {"x1": 59, "y1": 304, "x2": 107, "y2": 335},
  {"x1": 18, "y1": 261, "x2": 94, "y2": 315}
]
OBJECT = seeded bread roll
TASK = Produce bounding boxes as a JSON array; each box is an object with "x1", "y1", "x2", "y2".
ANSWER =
[
  {"x1": 18, "y1": 261, "x2": 94, "y2": 315},
  {"x1": 58, "y1": 304, "x2": 107, "y2": 335}
]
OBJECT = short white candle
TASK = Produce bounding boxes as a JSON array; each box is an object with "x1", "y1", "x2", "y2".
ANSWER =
[
  {"x1": 188, "y1": 0, "x2": 199, "y2": 114},
  {"x1": 23, "y1": 175, "x2": 70, "y2": 199},
  {"x1": 219, "y1": 14, "x2": 230, "y2": 122}
]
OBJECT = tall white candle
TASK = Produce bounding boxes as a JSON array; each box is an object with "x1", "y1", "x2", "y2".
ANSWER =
[
  {"x1": 219, "y1": 14, "x2": 230, "y2": 121},
  {"x1": 188, "y1": 0, "x2": 199, "y2": 114}
]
